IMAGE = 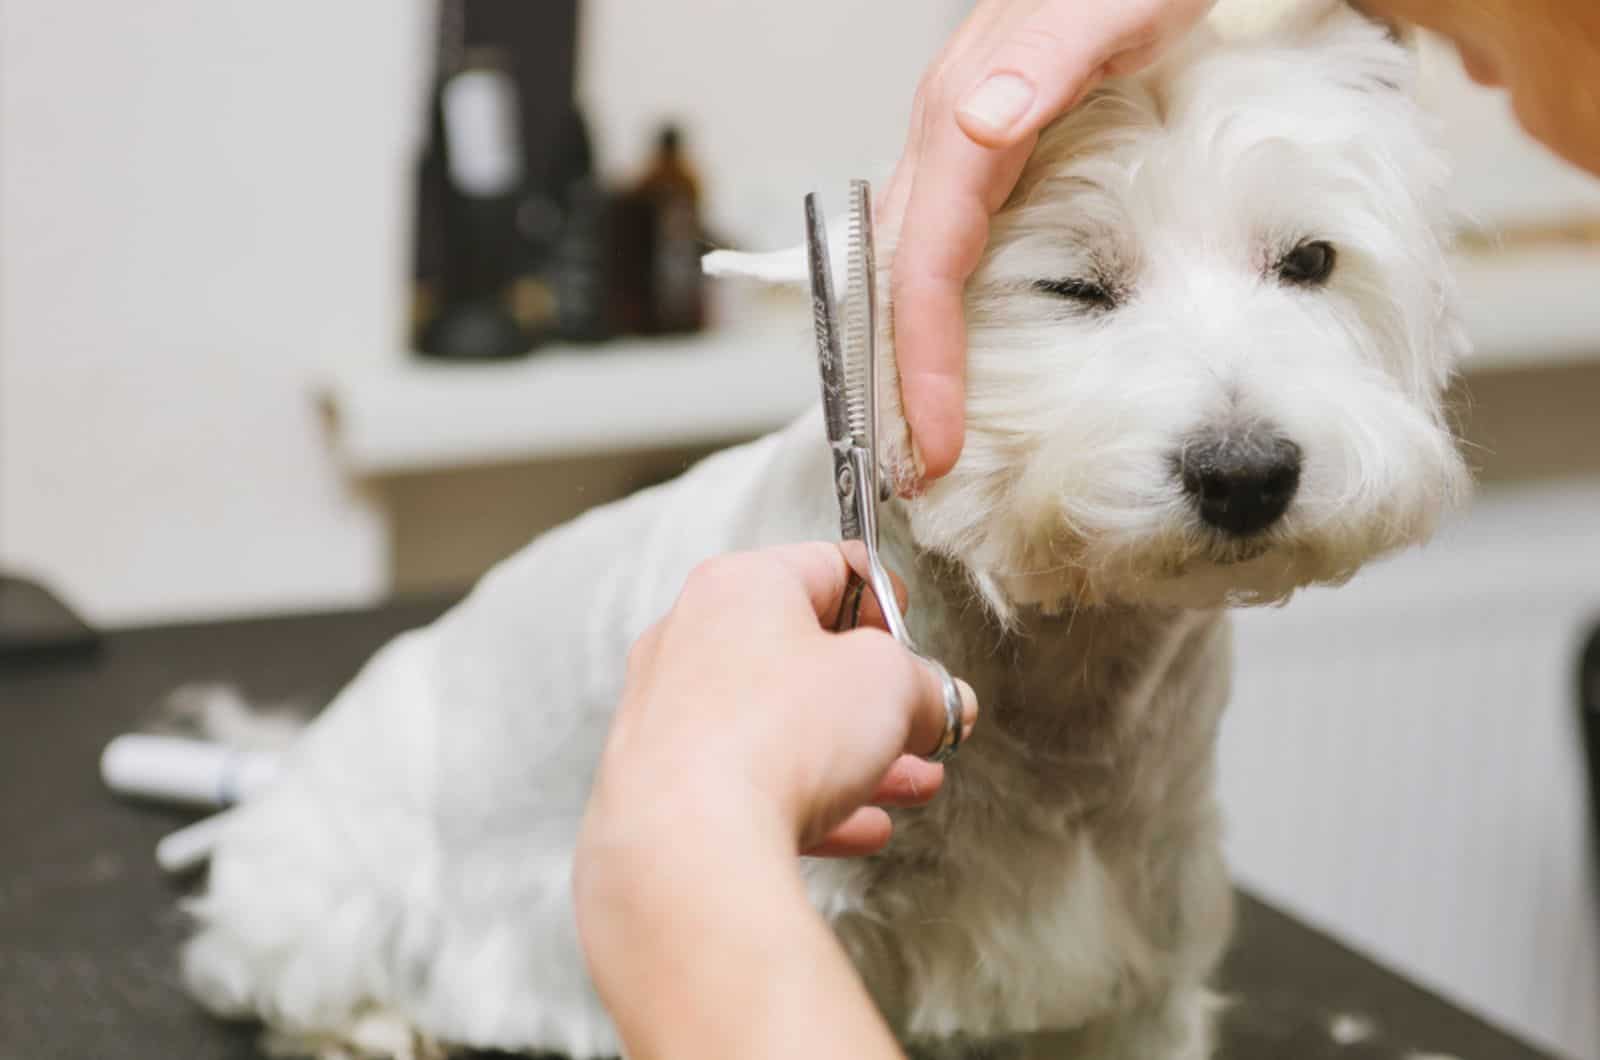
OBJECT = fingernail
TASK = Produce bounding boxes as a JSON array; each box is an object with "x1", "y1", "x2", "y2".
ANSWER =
[
  {"x1": 957, "y1": 678, "x2": 979, "y2": 735},
  {"x1": 959, "y1": 73, "x2": 1036, "y2": 139}
]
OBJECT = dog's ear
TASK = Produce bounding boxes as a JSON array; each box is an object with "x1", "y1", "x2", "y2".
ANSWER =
[
  {"x1": 1209, "y1": 0, "x2": 1311, "y2": 38},
  {"x1": 1213, "y1": 0, "x2": 1396, "y2": 35},
  {"x1": 1211, "y1": 0, "x2": 1416, "y2": 94},
  {"x1": 1212, "y1": 0, "x2": 1409, "y2": 46},
  {"x1": 1322, "y1": 0, "x2": 1419, "y2": 93}
]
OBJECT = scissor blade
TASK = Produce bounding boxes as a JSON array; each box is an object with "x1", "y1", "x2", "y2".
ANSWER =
[
  {"x1": 805, "y1": 194, "x2": 850, "y2": 448},
  {"x1": 846, "y1": 180, "x2": 879, "y2": 459}
]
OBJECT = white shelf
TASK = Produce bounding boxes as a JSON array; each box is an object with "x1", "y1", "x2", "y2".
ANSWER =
[
  {"x1": 321, "y1": 250, "x2": 1600, "y2": 476},
  {"x1": 320, "y1": 326, "x2": 817, "y2": 476}
]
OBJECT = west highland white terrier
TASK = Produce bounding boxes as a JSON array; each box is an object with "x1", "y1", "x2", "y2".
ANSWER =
[{"x1": 181, "y1": 3, "x2": 1470, "y2": 1057}]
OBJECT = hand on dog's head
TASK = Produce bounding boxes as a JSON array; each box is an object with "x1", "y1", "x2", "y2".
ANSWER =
[{"x1": 709, "y1": 0, "x2": 1469, "y2": 622}]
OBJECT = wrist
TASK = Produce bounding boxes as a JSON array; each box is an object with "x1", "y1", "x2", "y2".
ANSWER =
[
  {"x1": 579, "y1": 864, "x2": 897, "y2": 1060},
  {"x1": 575, "y1": 773, "x2": 901, "y2": 1059},
  {"x1": 575, "y1": 809, "x2": 827, "y2": 1055},
  {"x1": 575, "y1": 786, "x2": 798, "y2": 966}
]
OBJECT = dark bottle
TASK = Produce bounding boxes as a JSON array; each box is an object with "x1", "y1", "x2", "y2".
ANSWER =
[
  {"x1": 415, "y1": 49, "x2": 547, "y2": 359},
  {"x1": 645, "y1": 127, "x2": 705, "y2": 334},
  {"x1": 548, "y1": 177, "x2": 616, "y2": 343},
  {"x1": 619, "y1": 125, "x2": 706, "y2": 336},
  {"x1": 536, "y1": 108, "x2": 616, "y2": 343}
]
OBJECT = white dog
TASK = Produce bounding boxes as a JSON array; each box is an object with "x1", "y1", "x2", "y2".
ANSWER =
[{"x1": 182, "y1": 4, "x2": 1470, "y2": 1057}]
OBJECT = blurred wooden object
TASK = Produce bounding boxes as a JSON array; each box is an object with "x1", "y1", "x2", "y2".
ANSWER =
[{"x1": 1456, "y1": 216, "x2": 1600, "y2": 255}]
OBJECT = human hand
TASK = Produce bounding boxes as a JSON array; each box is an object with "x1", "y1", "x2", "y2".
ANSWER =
[
  {"x1": 574, "y1": 543, "x2": 974, "y2": 1060},
  {"x1": 886, "y1": 0, "x2": 1214, "y2": 483},
  {"x1": 579, "y1": 543, "x2": 977, "y2": 867}
]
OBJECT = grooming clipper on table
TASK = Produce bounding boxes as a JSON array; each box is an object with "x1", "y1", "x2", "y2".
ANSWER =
[{"x1": 181, "y1": 3, "x2": 1470, "y2": 1057}]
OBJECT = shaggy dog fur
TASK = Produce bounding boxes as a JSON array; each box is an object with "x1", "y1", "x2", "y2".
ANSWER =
[{"x1": 180, "y1": 4, "x2": 1470, "y2": 1057}]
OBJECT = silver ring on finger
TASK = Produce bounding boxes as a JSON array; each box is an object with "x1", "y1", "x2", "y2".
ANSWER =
[{"x1": 922, "y1": 660, "x2": 964, "y2": 764}]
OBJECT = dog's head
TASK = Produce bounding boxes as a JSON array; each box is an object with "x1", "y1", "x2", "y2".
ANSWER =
[{"x1": 713, "y1": 0, "x2": 1471, "y2": 618}]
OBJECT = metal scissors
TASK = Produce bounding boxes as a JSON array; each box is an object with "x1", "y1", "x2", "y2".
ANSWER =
[{"x1": 805, "y1": 179, "x2": 964, "y2": 764}]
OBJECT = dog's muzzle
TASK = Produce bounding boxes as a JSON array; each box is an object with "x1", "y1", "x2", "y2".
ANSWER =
[{"x1": 1177, "y1": 430, "x2": 1302, "y2": 538}]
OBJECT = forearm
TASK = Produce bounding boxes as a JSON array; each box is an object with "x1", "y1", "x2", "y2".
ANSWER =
[{"x1": 577, "y1": 818, "x2": 903, "y2": 1060}]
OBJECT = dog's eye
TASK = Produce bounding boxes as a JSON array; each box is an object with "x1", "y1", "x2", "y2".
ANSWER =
[
  {"x1": 1276, "y1": 241, "x2": 1337, "y2": 287},
  {"x1": 1034, "y1": 277, "x2": 1118, "y2": 311}
]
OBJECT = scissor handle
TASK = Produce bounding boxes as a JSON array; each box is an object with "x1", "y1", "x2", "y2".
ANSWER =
[
  {"x1": 830, "y1": 449, "x2": 965, "y2": 764},
  {"x1": 831, "y1": 568, "x2": 964, "y2": 765},
  {"x1": 842, "y1": 448, "x2": 913, "y2": 647},
  {"x1": 834, "y1": 574, "x2": 868, "y2": 634}
]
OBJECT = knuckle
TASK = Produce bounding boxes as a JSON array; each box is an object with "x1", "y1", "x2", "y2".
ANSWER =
[
  {"x1": 920, "y1": 47, "x2": 963, "y2": 100},
  {"x1": 625, "y1": 622, "x2": 662, "y2": 670},
  {"x1": 895, "y1": 652, "x2": 928, "y2": 703},
  {"x1": 843, "y1": 626, "x2": 899, "y2": 669},
  {"x1": 1123, "y1": 19, "x2": 1162, "y2": 53},
  {"x1": 1005, "y1": 21, "x2": 1070, "y2": 63},
  {"x1": 683, "y1": 555, "x2": 741, "y2": 596},
  {"x1": 846, "y1": 630, "x2": 923, "y2": 701},
  {"x1": 911, "y1": 78, "x2": 944, "y2": 124},
  {"x1": 1115, "y1": 3, "x2": 1170, "y2": 50},
  {"x1": 918, "y1": 51, "x2": 980, "y2": 118}
]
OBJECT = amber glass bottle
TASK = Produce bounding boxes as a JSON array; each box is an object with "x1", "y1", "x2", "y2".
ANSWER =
[{"x1": 617, "y1": 126, "x2": 705, "y2": 336}]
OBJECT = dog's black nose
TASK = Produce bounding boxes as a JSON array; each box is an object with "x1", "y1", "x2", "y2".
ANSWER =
[{"x1": 1178, "y1": 433, "x2": 1301, "y2": 537}]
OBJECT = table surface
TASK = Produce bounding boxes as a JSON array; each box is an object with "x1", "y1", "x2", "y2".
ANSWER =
[{"x1": 0, "y1": 600, "x2": 1554, "y2": 1060}]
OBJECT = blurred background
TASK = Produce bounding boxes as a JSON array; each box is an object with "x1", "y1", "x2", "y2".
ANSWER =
[{"x1": 1, "y1": 1, "x2": 1597, "y2": 1057}]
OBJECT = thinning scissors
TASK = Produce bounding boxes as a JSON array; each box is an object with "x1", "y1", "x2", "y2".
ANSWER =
[{"x1": 805, "y1": 180, "x2": 964, "y2": 763}]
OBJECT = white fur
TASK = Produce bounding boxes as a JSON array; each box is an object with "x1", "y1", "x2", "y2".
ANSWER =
[{"x1": 182, "y1": 5, "x2": 1469, "y2": 1057}]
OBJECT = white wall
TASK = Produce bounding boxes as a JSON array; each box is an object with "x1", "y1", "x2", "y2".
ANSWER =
[
  {"x1": 577, "y1": 1, "x2": 966, "y2": 251},
  {"x1": 0, "y1": 0, "x2": 965, "y2": 626},
  {"x1": 0, "y1": 0, "x2": 434, "y2": 625}
]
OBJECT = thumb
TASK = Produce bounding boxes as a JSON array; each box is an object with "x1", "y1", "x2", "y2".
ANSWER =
[{"x1": 956, "y1": 1, "x2": 1209, "y2": 149}]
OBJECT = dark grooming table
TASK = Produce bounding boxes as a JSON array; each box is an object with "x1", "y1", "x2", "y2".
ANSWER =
[{"x1": 0, "y1": 600, "x2": 1554, "y2": 1060}]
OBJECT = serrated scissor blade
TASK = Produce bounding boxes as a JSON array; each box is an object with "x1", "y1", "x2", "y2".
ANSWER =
[
  {"x1": 842, "y1": 180, "x2": 878, "y2": 452},
  {"x1": 806, "y1": 193, "x2": 851, "y2": 449}
]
